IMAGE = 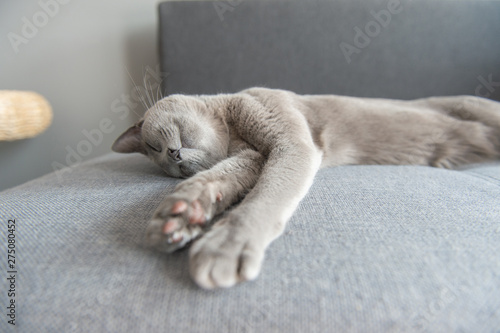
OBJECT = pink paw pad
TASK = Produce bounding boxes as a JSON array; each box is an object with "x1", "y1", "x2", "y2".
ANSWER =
[
  {"x1": 171, "y1": 201, "x2": 188, "y2": 214},
  {"x1": 162, "y1": 220, "x2": 179, "y2": 234},
  {"x1": 189, "y1": 200, "x2": 206, "y2": 225}
]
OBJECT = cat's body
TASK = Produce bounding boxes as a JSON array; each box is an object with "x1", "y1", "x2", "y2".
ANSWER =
[{"x1": 112, "y1": 87, "x2": 500, "y2": 289}]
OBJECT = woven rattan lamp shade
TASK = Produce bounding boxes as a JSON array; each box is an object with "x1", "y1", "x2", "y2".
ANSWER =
[{"x1": 0, "y1": 90, "x2": 53, "y2": 141}]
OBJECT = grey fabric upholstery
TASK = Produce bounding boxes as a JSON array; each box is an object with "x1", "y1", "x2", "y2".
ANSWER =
[
  {"x1": 2, "y1": 0, "x2": 500, "y2": 331},
  {"x1": 1, "y1": 154, "x2": 499, "y2": 331},
  {"x1": 159, "y1": 0, "x2": 500, "y2": 100}
]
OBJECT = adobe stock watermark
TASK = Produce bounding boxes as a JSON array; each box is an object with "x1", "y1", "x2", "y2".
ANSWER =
[
  {"x1": 51, "y1": 65, "x2": 168, "y2": 181},
  {"x1": 475, "y1": 74, "x2": 500, "y2": 99},
  {"x1": 219, "y1": 291, "x2": 281, "y2": 332},
  {"x1": 213, "y1": 0, "x2": 244, "y2": 22},
  {"x1": 339, "y1": 0, "x2": 403, "y2": 64},
  {"x1": 410, "y1": 286, "x2": 460, "y2": 331},
  {"x1": 7, "y1": 0, "x2": 72, "y2": 54}
]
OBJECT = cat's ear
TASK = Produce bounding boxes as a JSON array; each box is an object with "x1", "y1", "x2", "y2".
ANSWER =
[{"x1": 112, "y1": 120, "x2": 146, "y2": 154}]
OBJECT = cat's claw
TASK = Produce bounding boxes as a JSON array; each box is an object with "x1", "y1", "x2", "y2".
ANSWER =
[{"x1": 145, "y1": 199, "x2": 208, "y2": 253}]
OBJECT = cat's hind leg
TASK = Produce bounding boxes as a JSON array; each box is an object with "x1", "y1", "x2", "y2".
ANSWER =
[
  {"x1": 417, "y1": 96, "x2": 500, "y2": 135},
  {"x1": 415, "y1": 96, "x2": 500, "y2": 165}
]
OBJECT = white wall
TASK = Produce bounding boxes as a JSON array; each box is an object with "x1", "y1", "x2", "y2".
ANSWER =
[{"x1": 0, "y1": 0, "x2": 166, "y2": 190}]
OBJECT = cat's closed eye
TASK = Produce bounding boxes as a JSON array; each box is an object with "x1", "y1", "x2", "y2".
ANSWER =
[{"x1": 146, "y1": 142, "x2": 161, "y2": 153}]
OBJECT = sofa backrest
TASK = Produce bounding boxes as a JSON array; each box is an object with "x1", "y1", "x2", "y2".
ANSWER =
[{"x1": 159, "y1": 0, "x2": 500, "y2": 101}]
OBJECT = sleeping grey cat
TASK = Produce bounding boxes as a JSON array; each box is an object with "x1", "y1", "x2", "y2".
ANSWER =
[{"x1": 112, "y1": 87, "x2": 500, "y2": 289}]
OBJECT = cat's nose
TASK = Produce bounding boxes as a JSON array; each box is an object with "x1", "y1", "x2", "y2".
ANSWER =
[{"x1": 168, "y1": 148, "x2": 181, "y2": 161}]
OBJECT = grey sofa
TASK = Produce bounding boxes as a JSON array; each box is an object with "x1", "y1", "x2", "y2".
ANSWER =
[{"x1": 2, "y1": 1, "x2": 500, "y2": 331}]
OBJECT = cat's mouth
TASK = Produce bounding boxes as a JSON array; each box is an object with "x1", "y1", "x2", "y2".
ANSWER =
[
  {"x1": 178, "y1": 164, "x2": 196, "y2": 178},
  {"x1": 164, "y1": 159, "x2": 210, "y2": 179},
  {"x1": 179, "y1": 171, "x2": 190, "y2": 179}
]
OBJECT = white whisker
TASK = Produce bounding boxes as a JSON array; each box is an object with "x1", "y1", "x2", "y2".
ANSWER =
[
  {"x1": 148, "y1": 79, "x2": 157, "y2": 107},
  {"x1": 123, "y1": 66, "x2": 149, "y2": 118},
  {"x1": 143, "y1": 74, "x2": 154, "y2": 109},
  {"x1": 156, "y1": 82, "x2": 162, "y2": 104}
]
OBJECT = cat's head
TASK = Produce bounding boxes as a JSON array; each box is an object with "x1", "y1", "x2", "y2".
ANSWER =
[{"x1": 112, "y1": 95, "x2": 229, "y2": 178}]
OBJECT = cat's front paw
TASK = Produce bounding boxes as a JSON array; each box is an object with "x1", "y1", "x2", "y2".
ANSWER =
[
  {"x1": 146, "y1": 179, "x2": 224, "y2": 253},
  {"x1": 145, "y1": 197, "x2": 208, "y2": 253},
  {"x1": 189, "y1": 218, "x2": 265, "y2": 289}
]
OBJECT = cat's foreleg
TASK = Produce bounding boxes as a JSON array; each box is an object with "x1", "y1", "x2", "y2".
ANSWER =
[
  {"x1": 145, "y1": 149, "x2": 264, "y2": 253},
  {"x1": 189, "y1": 140, "x2": 322, "y2": 289}
]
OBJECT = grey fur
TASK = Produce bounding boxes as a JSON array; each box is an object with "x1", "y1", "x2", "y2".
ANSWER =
[{"x1": 112, "y1": 87, "x2": 500, "y2": 289}]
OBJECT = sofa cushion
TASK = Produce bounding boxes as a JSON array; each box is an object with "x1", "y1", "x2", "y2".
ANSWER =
[{"x1": 1, "y1": 153, "x2": 499, "y2": 331}]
